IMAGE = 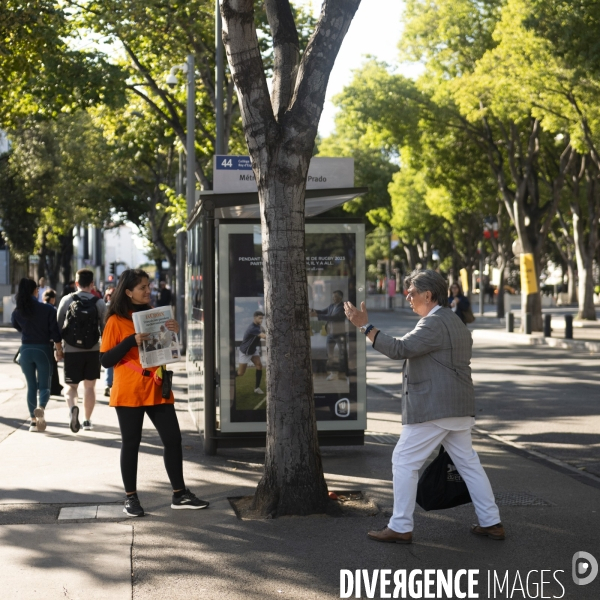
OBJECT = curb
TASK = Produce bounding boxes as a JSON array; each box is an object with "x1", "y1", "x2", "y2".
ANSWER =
[{"x1": 472, "y1": 329, "x2": 600, "y2": 353}]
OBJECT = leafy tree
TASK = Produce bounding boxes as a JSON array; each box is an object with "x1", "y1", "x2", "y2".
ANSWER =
[
  {"x1": 0, "y1": 0, "x2": 124, "y2": 127},
  {"x1": 70, "y1": 0, "x2": 316, "y2": 189},
  {"x1": 90, "y1": 101, "x2": 184, "y2": 283},
  {"x1": 0, "y1": 112, "x2": 116, "y2": 287}
]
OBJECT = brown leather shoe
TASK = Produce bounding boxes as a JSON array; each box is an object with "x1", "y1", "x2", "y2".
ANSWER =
[
  {"x1": 367, "y1": 527, "x2": 412, "y2": 544},
  {"x1": 471, "y1": 523, "x2": 505, "y2": 540}
]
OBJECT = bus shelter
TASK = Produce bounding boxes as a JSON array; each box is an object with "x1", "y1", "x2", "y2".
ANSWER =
[{"x1": 186, "y1": 156, "x2": 368, "y2": 455}]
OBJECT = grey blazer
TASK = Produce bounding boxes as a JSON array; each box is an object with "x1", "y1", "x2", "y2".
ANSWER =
[{"x1": 372, "y1": 306, "x2": 475, "y2": 424}]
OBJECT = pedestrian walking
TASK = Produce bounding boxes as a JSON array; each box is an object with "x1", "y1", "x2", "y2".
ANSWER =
[
  {"x1": 11, "y1": 278, "x2": 63, "y2": 432},
  {"x1": 37, "y1": 276, "x2": 49, "y2": 302},
  {"x1": 42, "y1": 289, "x2": 64, "y2": 397},
  {"x1": 449, "y1": 282, "x2": 472, "y2": 324},
  {"x1": 57, "y1": 269, "x2": 107, "y2": 433},
  {"x1": 100, "y1": 268, "x2": 209, "y2": 517},
  {"x1": 344, "y1": 269, "x2": 504, "y2": 543},
  {"x1": 156, "y1": 281, "x2": 173, "y2": 307}
]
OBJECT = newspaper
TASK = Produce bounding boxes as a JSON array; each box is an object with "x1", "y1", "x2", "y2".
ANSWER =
[{"x1": 132, "y1": 306, "x2": 181, "y2": 369}]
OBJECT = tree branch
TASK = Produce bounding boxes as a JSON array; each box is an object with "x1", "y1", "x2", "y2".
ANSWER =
[
  {"x1": 220, "y1": 0, "x2": 275, "y2": 166},
  {"x1": 265, "y1": 0, "x2": 300, "y2": 121},
  {"x1": 287, "y1": 0, "x2": 361, "y2": 146}
]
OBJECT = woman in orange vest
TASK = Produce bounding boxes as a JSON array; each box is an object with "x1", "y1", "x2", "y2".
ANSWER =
[{"x1": 100, "y1": 269, "x2": 209, "y2": 517}]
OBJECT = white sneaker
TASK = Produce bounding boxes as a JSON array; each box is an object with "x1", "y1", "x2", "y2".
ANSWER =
[
  {"x1": 29, "y1": 420, "x2": 37, "y2": 432},
  {"x1": 326, "y1": 373, "x2": 335, "y2": 381},
  {"x1": 82, "y1": 420, "x2": 93, "y2": 431},
  {"x1": 254, "y1": 387, "x2": 264, "y2": 394},
  {"x1": 33, "y1": 407, "x2": 46, "y2": 432}
]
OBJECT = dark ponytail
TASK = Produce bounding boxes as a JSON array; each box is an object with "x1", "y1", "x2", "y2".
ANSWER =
[
  {"x1": 106, "y1": 269, "x2": 151, "y2": 321},
  {"x1": 15, "y1": 278, "x2": 37, "y2": 318}
]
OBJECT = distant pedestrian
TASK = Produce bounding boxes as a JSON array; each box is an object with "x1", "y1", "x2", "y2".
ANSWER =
[
  {"x1": 156, "y1": 281, "x2": 172, "y2": 307},
  {"x1": 42, "y1": 288, "x2": 56, "y2": 306},
  {"x1": 42, "y1": 289, "x2": 64, "y2": 397},
  {"x1": 37, "y1": 277, "x2": 49, "y2": 302},
  {"x1": 345, "y1": 269, "x2": 504, "y2": 544},
  {"x1": 449, "y1": 282, "x2": 472, "y2": 325},
  {"x1": 62, "y1": 281, "x2": 76, "y2": 298},
  {"x1": 11, "y1": 278, "x2": 63, "y2": 432},
  {"x1": 100, "y1": 269, "x2": 209, "y2": 517},
  {"x1": 57, "y1": 269, "x2": 107, "y2": 433}
]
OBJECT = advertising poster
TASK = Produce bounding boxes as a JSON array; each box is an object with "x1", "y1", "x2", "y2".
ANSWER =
[{"x1": 220, "y1": 223, "x2": 365, "y2": 431}]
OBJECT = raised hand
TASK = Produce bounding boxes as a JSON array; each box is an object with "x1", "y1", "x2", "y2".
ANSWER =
[{"x1": 344, "y1": 301, "x2": 369, "y2": 328}]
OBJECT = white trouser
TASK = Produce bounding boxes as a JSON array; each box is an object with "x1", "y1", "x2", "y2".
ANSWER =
[{"x1": 388, "y1": 422, "x2": 501, "y2": 533}]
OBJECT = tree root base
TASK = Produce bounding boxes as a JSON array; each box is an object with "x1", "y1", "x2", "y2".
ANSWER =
[{"x1": 228, "y1": 492, "x2": 380, "y2": 520}]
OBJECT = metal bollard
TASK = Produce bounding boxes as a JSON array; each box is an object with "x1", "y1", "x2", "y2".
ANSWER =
[
  {"x1": 543, "y1": 314, "x2": 552, "y2": 337},
  {"x1": 524, "y1": 312, "x2": 532, "y2": 335},
  {"x1": 565, "y1": 314, "x2": 573, "y2": 339},
  {"x1": 506, "y1": 311, "x2": 514, "y2": 333}
]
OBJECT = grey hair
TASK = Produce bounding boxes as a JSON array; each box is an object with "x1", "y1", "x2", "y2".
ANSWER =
[{"x1": 404, "y1": 269, "x2": 449, "y2": 307}]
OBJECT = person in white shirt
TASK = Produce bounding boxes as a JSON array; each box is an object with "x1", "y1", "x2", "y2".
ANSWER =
[{"x1": 344, "y1": 269, "x2": 504, "y2": 544}]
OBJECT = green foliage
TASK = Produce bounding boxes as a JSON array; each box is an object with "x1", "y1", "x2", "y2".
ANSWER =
[
  {"x1": 0, "y1": 1, "x2": 126, "y2": 127},
  {"x1": 400, "y1": 0, "x2": 503, "y2": 78},
  {"x1": 0, "y1": 112, "x2": 115, "y2": 259}
]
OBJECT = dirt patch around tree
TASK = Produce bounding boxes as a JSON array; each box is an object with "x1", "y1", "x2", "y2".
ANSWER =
[{"x1": 228, "y1": 491, "x2": 380, "y2": 520}]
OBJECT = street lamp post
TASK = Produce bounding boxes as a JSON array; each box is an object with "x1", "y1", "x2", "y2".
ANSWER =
[
  {"x1": 479, "y1": 241, "x2": 485, "y2": 317},
  {"x1": 215, "y1": 6, "x2": 225, "y2": 155},
  {"x1": 167, "y1": 55, "x2": 195, "y2": 351}
]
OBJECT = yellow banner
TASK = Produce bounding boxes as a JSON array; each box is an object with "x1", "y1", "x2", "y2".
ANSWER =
[
  {"x1": 459, "y1": 268, "x2": 469, "y2": 294},
  {"x1": 520, "y1": 253, "x2": 538, "y2": 295}
]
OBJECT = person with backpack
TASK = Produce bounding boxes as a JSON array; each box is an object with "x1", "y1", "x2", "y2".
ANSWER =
[
  {"x1": 11, "y1": 278, "x2": 63, "y2": 432},
  {"x1": 57, "y1": 269, "x2": 107, "y2": 433}
]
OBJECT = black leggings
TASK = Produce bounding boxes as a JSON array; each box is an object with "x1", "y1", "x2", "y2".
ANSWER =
[{"x1": 115, "y1": 404, "x2": 185, "y2": 493}]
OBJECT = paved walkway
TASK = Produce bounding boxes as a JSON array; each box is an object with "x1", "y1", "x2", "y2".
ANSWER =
[{"x1": 0, "y1": 324, "x2": 599, "y2": 599}]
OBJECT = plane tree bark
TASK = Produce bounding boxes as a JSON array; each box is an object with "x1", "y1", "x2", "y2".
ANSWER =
[
  {"x1": 566, "y1": 155, "x2": 600, "y2": 320},
  {"x1": 220, "y1": 0, "x2": 361, "y2": 517}
]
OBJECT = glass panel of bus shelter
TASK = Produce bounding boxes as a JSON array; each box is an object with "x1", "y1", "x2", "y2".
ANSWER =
[
  {"x1": 218, "y1": 222, "x2": 366, "y2": 434},
  {"x1": 186, "y1": 221, "x2": 204, "y2": 429}
]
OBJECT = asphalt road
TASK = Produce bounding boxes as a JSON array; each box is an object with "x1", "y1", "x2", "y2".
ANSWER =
[{"x1": 366, "y1": 308, "x2": 600, "y2": 477}]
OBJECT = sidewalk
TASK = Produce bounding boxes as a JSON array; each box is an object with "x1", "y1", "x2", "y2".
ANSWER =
[{"x1": 0, "y1": 329, "x2": 599, "y2": 599}]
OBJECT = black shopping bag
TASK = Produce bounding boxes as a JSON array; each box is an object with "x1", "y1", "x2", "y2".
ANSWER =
[{"x1": 416, "y1": 446, "x2": 472, "y2": 511}]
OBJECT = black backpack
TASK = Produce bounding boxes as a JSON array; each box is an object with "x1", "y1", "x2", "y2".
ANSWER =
[{"x1": 62, "y1": 294, "x2": 101, "y2": 349}]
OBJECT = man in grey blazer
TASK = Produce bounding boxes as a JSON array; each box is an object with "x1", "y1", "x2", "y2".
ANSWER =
[{"x1": 345, "y1": 269, "x2": 504, "y2": 544}]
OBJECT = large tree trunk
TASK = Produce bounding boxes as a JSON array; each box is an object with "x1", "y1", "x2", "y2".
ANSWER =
[
  {"x1": 221, "y1": 0, "x2": 360, "y2": 517},
  {"x1": 253, "y1": 158, "x2": 329, "y2": 516},
  {"x1": 573, "y1": 213, "x2": 597, "y2": 320}
]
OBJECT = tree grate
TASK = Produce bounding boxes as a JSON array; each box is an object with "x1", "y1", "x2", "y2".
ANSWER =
[{"x1": 493, "y1": 492, "x2": 553, "y2": 507}]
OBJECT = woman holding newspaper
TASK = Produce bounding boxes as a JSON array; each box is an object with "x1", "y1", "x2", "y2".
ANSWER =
[{"x1": 100, "y1": 269, "x2": 209, "y2": 517}]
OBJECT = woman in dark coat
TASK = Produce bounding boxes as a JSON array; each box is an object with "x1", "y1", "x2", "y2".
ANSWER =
[
  {"x1": 449, "y1": 282, "x2": 471, "y2": 324},
  {"x1": 12, "y1": 278, "x2": 63, "y2": 431}
]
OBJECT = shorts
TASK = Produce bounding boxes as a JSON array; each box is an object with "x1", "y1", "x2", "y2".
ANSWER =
[
  {"x1": 238, "y1": 348, "x2": 260, "y2": 366},
  {"x1": 64, "y1": 351, "x2": 101, "y2": 384}
]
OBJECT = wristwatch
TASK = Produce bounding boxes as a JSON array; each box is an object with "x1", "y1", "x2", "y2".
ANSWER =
[{"x1": 360, "y1": 323, "x2": 375, "y2": 335}]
